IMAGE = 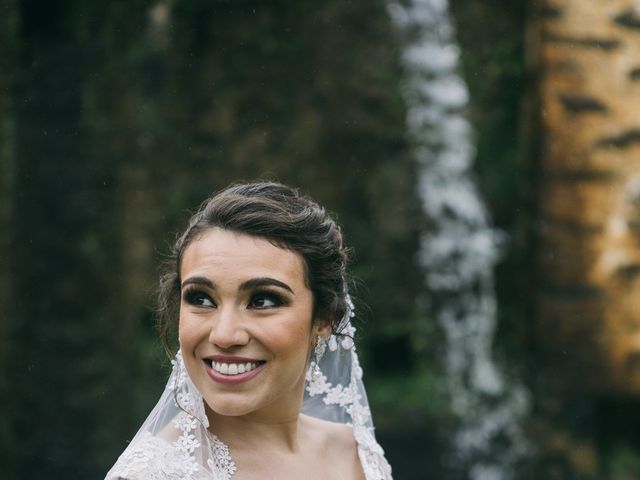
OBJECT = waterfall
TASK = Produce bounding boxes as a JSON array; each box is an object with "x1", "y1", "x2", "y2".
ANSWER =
[{"x1": 387, "y1": 1, "x2": 530, "y2": 478}]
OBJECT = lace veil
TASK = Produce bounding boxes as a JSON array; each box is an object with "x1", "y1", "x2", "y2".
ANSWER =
[{"x1": 105, "y1": 299, "x2": 393, "y2": 480}]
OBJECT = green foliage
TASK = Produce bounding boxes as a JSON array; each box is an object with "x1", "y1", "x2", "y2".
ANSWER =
[
  {"x1": 449, "y1": 0, "x2": 529, "y2": 364},
  {"x1": 609, "y1": 445, "x2": 640, "y2": 480},
  {"x1": 0, "y1": 0, "x2": 18, "y2": 474},
  {"x1": 367, "y1": 368, "x2": 447, "y2": 428},
  {"x1": 450, "y1": 0, "x2": 527, "y2": 225}
]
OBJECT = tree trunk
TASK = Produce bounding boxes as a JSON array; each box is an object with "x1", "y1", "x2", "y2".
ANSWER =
[
  {"x1": 533, "y1": 0, "x2": 640, "y2": 397},
  {"x1": 529, "y1": 0, "x2": 640, "y2": 476}
]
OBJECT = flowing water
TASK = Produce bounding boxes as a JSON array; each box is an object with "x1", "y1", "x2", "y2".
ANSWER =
[{"x1": 387, "y1": 1, "x2": 530, "y2": 478}]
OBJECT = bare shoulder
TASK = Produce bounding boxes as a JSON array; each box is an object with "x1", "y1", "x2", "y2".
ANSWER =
[
  {"x1": 303, "y1": 414, "x2": 354, "y2": 444},
  {"x1": 301, "y1": 415, "x2": 365, "y2": 480}
]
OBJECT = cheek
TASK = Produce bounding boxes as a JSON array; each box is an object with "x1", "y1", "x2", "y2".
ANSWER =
[
  {"x1": 268, "y1": 318, "x2": 313, "y2": 359},
  {"x1": 178, "y1": 309, "x2": 201, "y2": 348}
]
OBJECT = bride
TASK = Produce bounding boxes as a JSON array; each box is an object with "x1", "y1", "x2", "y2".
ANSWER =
[{"x1": 106, "y1": 181, "x2": 393, "y2": 480}]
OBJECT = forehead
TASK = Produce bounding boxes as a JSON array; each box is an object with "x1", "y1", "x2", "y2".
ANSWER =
[{"x1": 180, "y1": 228, "x2": 306, "y2": 284}]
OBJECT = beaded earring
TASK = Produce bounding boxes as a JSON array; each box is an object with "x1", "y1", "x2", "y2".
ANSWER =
[{"x1": 310, "y1": 336, "x2": 327, "y2": 381}]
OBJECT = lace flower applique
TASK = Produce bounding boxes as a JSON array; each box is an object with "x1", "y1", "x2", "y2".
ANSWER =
[
  {"x1": 305, "y1": 327, "x2": 393, "y2": 480},
  {"x1": 106, "y1": 352, "x2": 237, "y2": 480}
]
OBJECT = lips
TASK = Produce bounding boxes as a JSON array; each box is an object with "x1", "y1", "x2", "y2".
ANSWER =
[{"x1": 203, "y1": 356, "x2": 267, "y2": 385}]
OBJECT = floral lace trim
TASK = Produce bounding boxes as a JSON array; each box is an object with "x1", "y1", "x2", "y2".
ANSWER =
[
  {"x1": 306, "y1": 329, "x2": 393, "y2": 480},
  {"x1": 106, "y1": 352, "x2": 237, "y2": 480},
  {"x1": 170, "y1": 353, "x2": 237, "y2": 480},
  {"x1": 355, "y1": 427, "x2": 394, "y2": 480},
  {"x1": 107, "y1": 432, "x2": 205, "y2": 480},
  {"x1": 207, "y1": 433, "x2": 237, "y2": 480}
]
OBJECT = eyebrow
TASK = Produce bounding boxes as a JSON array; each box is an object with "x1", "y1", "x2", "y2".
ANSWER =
[
  {"x1": 181, "y1": 276, "x2": 294, "y2": 294},
  {"x1": 181, "y1": 276, "x2": 215, "y2": 290},
  {"x1": 239, "y1": 277, "x2": 294, "y2": 294}
]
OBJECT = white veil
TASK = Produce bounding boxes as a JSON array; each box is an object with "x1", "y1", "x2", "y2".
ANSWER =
[{"x1": 105, "y1": 301, "x2": 393, "y2": 480}]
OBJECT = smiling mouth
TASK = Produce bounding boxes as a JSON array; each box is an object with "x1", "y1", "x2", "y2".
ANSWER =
[{"x1": 204, "y1": 359, "x2": 266, "y2": 376}]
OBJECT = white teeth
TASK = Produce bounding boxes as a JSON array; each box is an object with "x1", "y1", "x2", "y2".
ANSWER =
[{"x1": 211, "y1": 361, "x2": 259, "y2": 376}]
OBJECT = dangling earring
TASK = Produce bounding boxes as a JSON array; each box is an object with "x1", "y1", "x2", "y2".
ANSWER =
[{"x1": 311, "y1": 336, "x2": 327, "y2": 381}]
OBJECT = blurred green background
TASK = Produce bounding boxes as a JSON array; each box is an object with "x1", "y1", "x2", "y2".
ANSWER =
[
  {"x1": 1, "y1": 1, "x2": 436, "y2": 477},
  {"x1": 8, "y1": 1, "x2": 640, "y2": 479}
]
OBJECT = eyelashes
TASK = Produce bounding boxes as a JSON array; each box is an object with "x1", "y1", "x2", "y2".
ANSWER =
[
  {"x1": 181, "y1": 287, "x2": 289, "y2": 310},
  {"x1": 248, "y1": 291, "x2": 288, "y2": 309},
  {"x1": 182, "y1": 288, "x2": 215, "y2": 307}
]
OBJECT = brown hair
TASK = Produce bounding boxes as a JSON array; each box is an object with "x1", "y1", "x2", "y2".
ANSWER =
[{"x1": 157, "y1": 181, "x2": 350, "y2": 355}]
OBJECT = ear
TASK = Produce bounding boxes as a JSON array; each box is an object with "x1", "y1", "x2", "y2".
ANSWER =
[{"x1": 312, "y1": 318, "x2": 332, "y2": 339}]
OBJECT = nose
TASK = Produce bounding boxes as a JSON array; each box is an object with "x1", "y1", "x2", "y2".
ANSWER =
[{"x1": 209, "y1": 306, "x2": 250, "y2": 349}]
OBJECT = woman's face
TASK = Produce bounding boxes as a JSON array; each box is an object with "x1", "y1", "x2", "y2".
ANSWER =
[{"x1": 178, "y1": 227, "x2": 325, "y2": 421}]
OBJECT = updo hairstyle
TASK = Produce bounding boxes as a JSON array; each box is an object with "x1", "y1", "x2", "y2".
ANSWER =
[{"x1": 157, "y1": 181, "x2": 350, "y2": 355}]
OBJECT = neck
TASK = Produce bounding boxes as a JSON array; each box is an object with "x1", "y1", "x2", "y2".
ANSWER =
[
  {"x1": 205, "y1": 372, "x2": 309, "y2": 453},
  {"x1": 208, "y1": 406, "x2": 304, "y2": 453}
]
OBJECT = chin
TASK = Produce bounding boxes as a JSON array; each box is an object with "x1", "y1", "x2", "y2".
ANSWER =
[{"x1": 205, "y1": 397, "x2": 257, "y2": 417}]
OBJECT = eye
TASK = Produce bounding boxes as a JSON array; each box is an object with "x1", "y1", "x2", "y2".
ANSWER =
[
  {"x1": 248, "y1": 291, "x2": 285, "y2": 309},
  {"x1": 183, "y1": 289, "x2": 216, "y2": 308}
]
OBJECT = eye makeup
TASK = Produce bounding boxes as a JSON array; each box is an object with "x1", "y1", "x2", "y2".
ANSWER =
[
  {"x1": 182, "y1": 287, "x2": 215, "y2": 307},
  {"x1": 181, "y1": 284, "x2": 291, "y2": 310},
  {"x1": 247, "y1": 289, "x2": 290, "y2": 309}
]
